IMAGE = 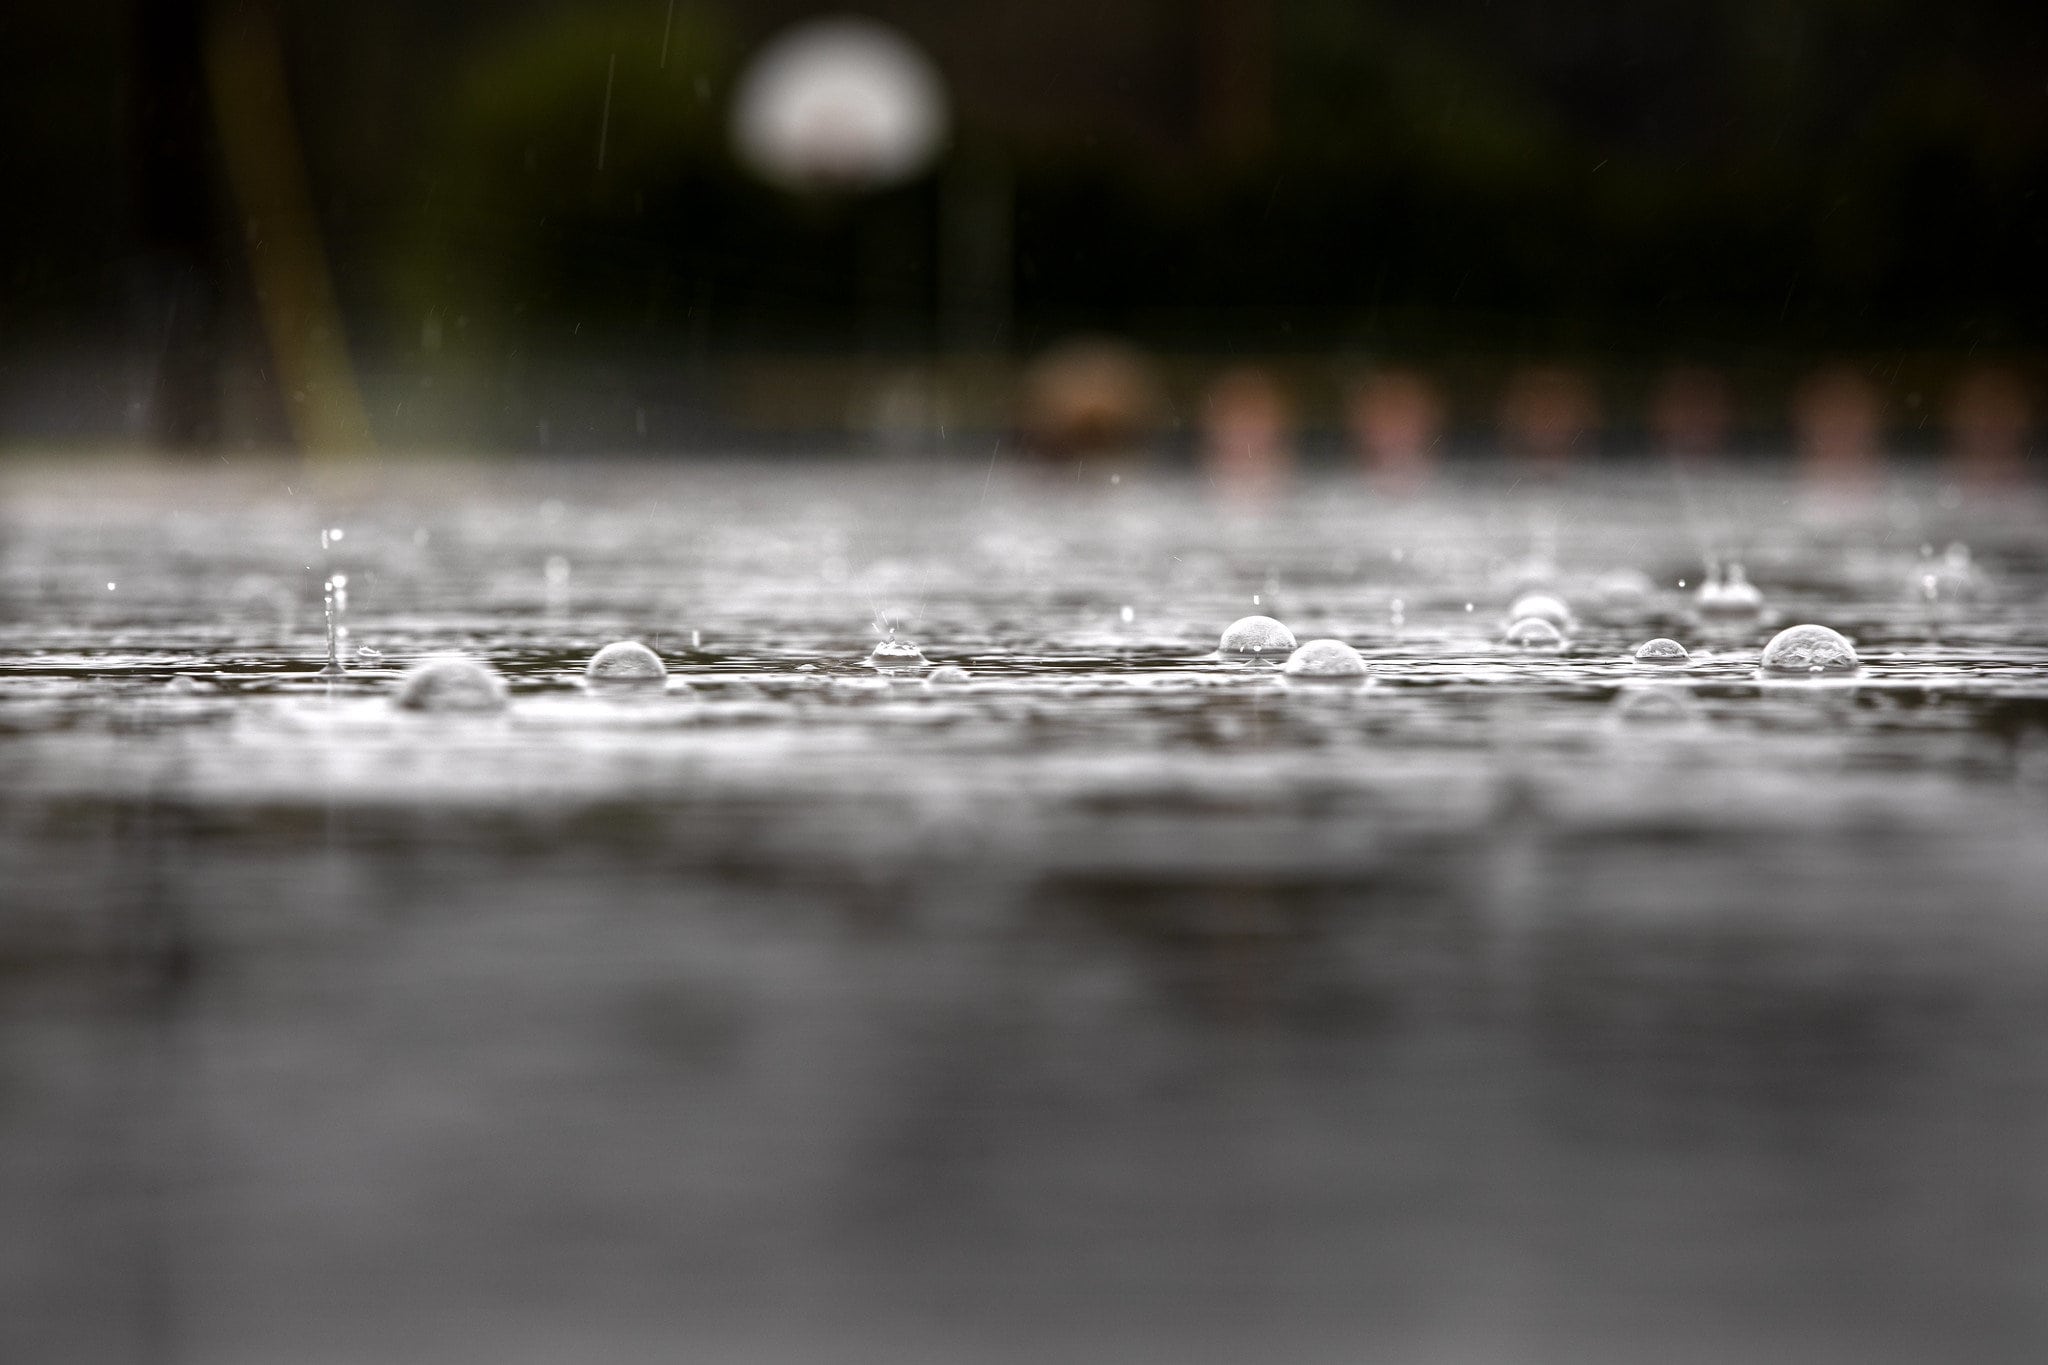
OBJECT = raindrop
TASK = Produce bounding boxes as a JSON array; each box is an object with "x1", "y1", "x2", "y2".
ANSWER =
[
  {"x1": 1759, "y1": 624, "x2": 1859, "y2": 675},
  {"x1": 394, "y1": 655, "x2": 508, "y2": 712},
  {"x1": 586, "y1": 640, "x2": 667, "y2": 683},
  {"x1": 1218, "y1": 614, "x2": 1296, "y2": 663},
  {"x1": 1634, "y1": 637, "x2": 1691, "y2": 665},
  {"x1": 1505, "y1": 617, "x2": 1566, "y2": 650},
  {"x1": 1282, "y1": 639, "x2": 1368, "y2": 679},
  {"x1": 1120, "y1": 604, "x2": 1135, "y2": 623}
]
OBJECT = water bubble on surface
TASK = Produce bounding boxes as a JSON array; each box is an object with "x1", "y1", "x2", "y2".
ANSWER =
[
  {"x1": 1759, "y1": 624, "x2": 1860, "y2": 675},
  {"x1": 1282, "y1": 638, "x2": 1368, "y2": 679},
  {"x1": 394, "y1": 655, "x2": 509, "y2": 713},
  {"x1": 1505, "y1": 617, "x2": 1566, "y2": 650},
  {"x1": 165, "y1": 673, "x2": 211, "y2": 695},
  {"x1": 1508, "y1": 592, "x2": 1571, "y2": 629},
  {"x1": 923, "y1": 664, "x2": 972, "y2": 687},
  {"x1": 585, "y1": 640, "x2": 667, "y2": 683},
  {"x1": 1634, "y1": 637, "x2": 1691, "y2": 665},
  {"x1": 867, "y1": 638, "x2": 931, "y2": 670},
  {"x1": 1218, "y1": 614, "x2": 1296, "y2": 662}
]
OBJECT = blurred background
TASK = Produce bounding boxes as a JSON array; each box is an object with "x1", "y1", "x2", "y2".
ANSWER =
[{"x1": 1, "y1": 0, "x2": 2043, "y2": 471}]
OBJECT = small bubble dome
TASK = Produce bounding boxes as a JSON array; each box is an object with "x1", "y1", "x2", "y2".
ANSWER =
[
  {"x1": 867, "y1": 638, "x2": 931, "y2": 670},
  {"x1": 1508, "y1": 592, "x2": 1571, "y2": 628},
  {"x1": 584, "y1": 640, "x2": 667, "y2": 682},
  {"x1": 1634, "y1": 637, "x2": 1691, "y2": 665},
  {"x1": 1505, "y1": 617, "x2": 1566, "y2": 650},
  {"x1": 923, "y1": 664, "x2": 972, "y2": 688},
  {"x1": 395, "y1": 655, "x2": 508, "y2": 713},
  {"x1": 1281, "y1": 638, "x2": 1368, "y2": 679},
  {"x1": 1218, "y1": 614, "x2": 1296, "y2": 662},
  {"x1": 1759, "y1": 624, "x2": 1860, "y2": 675}
]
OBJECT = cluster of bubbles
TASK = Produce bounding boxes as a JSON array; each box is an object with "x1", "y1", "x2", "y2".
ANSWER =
[{"x1": 316, "y1": 523, "x2": 1870, "y2": 714}]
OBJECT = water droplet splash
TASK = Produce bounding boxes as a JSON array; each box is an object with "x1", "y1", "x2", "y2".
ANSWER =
[
  {"x1": 1697, "y1": 561, "x2": 1764, "y2": 619},
  {"x1": 867, "y1": 638, "x2": 931, "y2": 671}
]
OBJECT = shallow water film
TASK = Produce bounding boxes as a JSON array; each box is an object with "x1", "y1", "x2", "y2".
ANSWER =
[{"x1": 5, "y1": 461, "x2": 2048, "y2": 1364}]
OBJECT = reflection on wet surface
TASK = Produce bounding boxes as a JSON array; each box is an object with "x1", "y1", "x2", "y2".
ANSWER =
[{"x1": 3, "y1": 461, "x2": 2047, "y2": 1363}]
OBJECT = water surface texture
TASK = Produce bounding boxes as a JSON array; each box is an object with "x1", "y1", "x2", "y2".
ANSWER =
[{"x1": 4, "y1": 461, "x2": 2047, "y2": 1364}]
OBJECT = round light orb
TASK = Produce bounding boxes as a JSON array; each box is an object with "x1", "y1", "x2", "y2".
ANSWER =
[
  {"x1": 1505, "y1": 617, "x2": 1566, "y2": 650},
  {"x1": 1282, "y1": 638, "x2": 1368, "y2": 679},
  {"x1": 585, "y1": 640, "x2": 667, "y2": 683},
  {"x1": 395, "y1": 655, "x2": 507, "y2": 713},
  {"x1": 1218, "y1": 614, "x2": 1296, "y2": 662},
  {"x1": 1508, "y1": 592, "x2": 1571, "y2": 629},
  {"x1": 1760, "y1": 624, "x2": 1860, "y2": 675},
  {"x1": 867, "y1": 638, "x2": 930, "y2": 670},
  {"x1": 1634, "y1": 637, "x2": 1691, "y2": 665},
  {"x1": 732, "y1": 18, "x2": 948, "y2": 193}
]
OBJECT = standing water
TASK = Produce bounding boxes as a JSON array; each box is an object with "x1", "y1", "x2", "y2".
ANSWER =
[{"x1": 2, "y1": 460, "x2": 2047, "y2": 1365}]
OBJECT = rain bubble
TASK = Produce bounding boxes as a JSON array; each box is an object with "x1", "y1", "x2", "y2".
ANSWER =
[
  {"x1": 1218, "y1": 614, "x2": 1296, "y2": 662},
  {"x1": 1281, "y1": 638, "x2": 1368, "y2": 679},
  {"x1": 1505, "y1": 617, "x2": 1565, "y2": 650},
  {"x1": 923, "y1": 664, "x2": 972, "y2": 688},
  {"x1": 1634, "y1": 637, "x2": 1691, "y2": 665},
  {"x1": 1759, "y1": 624, "x2": 1860, "y2": 675},
  {"x1": 394, "y1": 655, "x2": 508, "y2": 713},
  {"x1": 585, "y1": 640, "x2": 667, "y2": 683},
  {"x1": 1507, "y1": 592, "x2": 1571, "y2": 629},
  {"x1": 867, "y1": 638, "x2": 931, "y2": 670}
]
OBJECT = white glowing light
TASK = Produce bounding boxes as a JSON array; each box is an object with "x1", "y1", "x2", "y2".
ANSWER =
[{"x1": 732, "y1": 18, "x2": 948, "y2": 192}]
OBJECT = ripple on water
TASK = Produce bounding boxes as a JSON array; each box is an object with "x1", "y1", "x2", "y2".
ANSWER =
[
  {"x1": 1218, "y1": 615, "x2": 1296, "y2": 663},
  {"x1": 394, "y1": 655, "x2": 509, "y2": 712},
  {"x1": 1760, "y1": 624, "x2": 1860, "y2": 675}
]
